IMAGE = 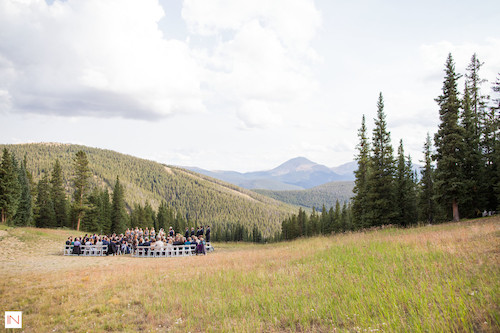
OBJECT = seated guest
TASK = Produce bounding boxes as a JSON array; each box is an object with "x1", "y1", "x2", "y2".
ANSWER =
[
  {"x1": 173, "y1": 235, "x2": 184, "y2": 246},
  {"x1": 195, "y1": 236, "x2": 206, "y2": 255},
  {"x1": 66, "y1": 237, "x2": 72, "y2": 246},
  {"x1": 169, "y1": 227, "x2": 175, "y2": 237},
  {"x1": 142, "y1": 238, "x2": 151, "y2": 255},
  {"x1": 72, "y1": 238, "x2": 82, "y2": 255},
  {"x1": 184, "y1": 237, "x2": 191, "y2": 250},
  {"x1": 166, "y1": 239, "x2": 174, "y2": 252},
  {"x1": 121, "y1": 240, "x2": 129, "y2": 254},
  {"x1": 155, "y1": 237, "x2": 164, "y2": 255}
]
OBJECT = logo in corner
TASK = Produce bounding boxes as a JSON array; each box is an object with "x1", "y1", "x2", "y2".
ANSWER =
[{"x1": 5, "y1": 311, "x2": 22, "y2": 329}]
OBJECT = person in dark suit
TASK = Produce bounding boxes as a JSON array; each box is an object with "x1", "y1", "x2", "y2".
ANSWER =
[
  {"x1": 142, "y1": 238, "x2": 151, "y2": 255},
  {"x1": 205, "y1": 225, "x2": 211, "y2": 242},
  {"x1": 184, "y1": 228, "x2": 189, "y2": 239},
  {"x1": 107, "y1": 239, "x2": 117, "y2": 256},
  {"x1": 190, "y1": 227, "x2": 195, "y2": 237}
]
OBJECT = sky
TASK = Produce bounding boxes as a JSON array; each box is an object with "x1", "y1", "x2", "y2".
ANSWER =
[{"x1": 0, "y1": 0, "x2": 499, "y2": 172}]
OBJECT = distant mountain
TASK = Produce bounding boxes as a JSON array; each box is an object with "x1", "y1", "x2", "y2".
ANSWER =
[
  {"x1": 1, "y1": 143, "x2": 297, "y2": 237},
  {"x1": 330, "y1": 161, "x2": 357, "y2": 178},
  {"x1": 186, "y1": 157, "x2": 355, "y2": 190},
  {"x1": 253, "y1": 181, "x2": 355, "y2": 210}
]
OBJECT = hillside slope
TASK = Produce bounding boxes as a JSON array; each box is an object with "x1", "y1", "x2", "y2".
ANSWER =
[
  {"x1": 253, "y1": 180, "x2": 354, "y2": 209},
  {"x1": 0, "y1": 143, "x2": 296, "y2": 236}
]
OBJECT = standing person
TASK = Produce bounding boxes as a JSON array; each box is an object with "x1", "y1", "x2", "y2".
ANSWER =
[
  {"x1": 205, "y1": 225, "x2": 211, "y2": 243},
  {"x1": 169, "y1": 227, "x2": 175, "y2": 237},
  {"x1": 184, "y1": 227, "x2": 189, "y2": 239},
  {"x1": 190, "y1": 227, "x2": 195, "y2": 237}
]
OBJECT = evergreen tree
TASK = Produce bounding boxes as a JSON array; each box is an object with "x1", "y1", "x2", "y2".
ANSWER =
[
  {"x1": 395, "y1": 140, "x2": 418, "y2": 226},
  {"x1": 50, "y1": 159, "x2": 68, "y2": 228},
  {"x1": 340, "y1": 202, "x2": 349, "y2": 231},
  {"x1": 143, "y1": 201, "x2": 156, "y2": 230},
  {"x1": 490, "y1": 74, "x2": 500, "y2": 209},
  {"x1": 0, "y1": 149, "x2": 21, "y2": 223},
  {"x1": 35, "y1": 173, "x2": 55, "y2": 228},
  {"x1": 157, "y1": 201, "x2": 169, "y2": 232},
  {"x1": 460, "y1": 82, "x2": 484, "y2": 217},
  {"x1": 482, "y1": 74, "x2": 500, "y2": 211},
  {"x1": 418, "y1": 133, "x2": 436, "y2": 223},
  {"x1": 352, "y1": 115, "x2": 371, "y2": 229},
  {"x1": 433, "y1": 54, "x2": 466, "y2": 222},
  {"x1": 99, "y1": 189, "x2": 112, "y2": 234},
  {"x1": 72, "y1": 150, "x2": 91, "y2": 231},
  {"x1": 13, "y1": 158, "x2": 33, "y2": 226},
  {"x1": 111, "y1": 176, "x2": 127, "y2": 233},
  {"x1": 465, "y1": 54, "x2": 488, "y2": 137},
  {"x1": 309, "y1": 207, "x2": 319, "y2": 235},
  {"x1": 366, "y1": 93, "x2": 396, "y2": 226},
  {"x1": 83, "y1": 188, "x2": 103, "y2": 233},
  {"x1": 332, "y1": 200, "x2": 341, "y2": 232},
  {"x1": 320, "y1": 204, "x2": 328, "y2": 234}
]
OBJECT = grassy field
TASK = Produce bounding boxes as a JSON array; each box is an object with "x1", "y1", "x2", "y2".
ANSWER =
[{"x1": 0, "y1": 217, "x2": 499, "y2": 332}]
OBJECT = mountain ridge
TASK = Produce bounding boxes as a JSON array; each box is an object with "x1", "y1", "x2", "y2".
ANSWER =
[
  {"x1": 0, "y1": 143, "x2": 297, "y2": 237},
  {"x1": 185, "y1": 157, "x2": 356, "y2": 190}
]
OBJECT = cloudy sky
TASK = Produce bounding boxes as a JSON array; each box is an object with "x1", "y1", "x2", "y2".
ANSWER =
[{"x1": 1, "y1": 0, "x2": 499, "y2": 172}]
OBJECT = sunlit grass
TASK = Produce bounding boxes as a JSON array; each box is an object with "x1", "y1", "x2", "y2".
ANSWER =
[{"x1": 0, "y1": 217, "x2": 498, "y2": 332}]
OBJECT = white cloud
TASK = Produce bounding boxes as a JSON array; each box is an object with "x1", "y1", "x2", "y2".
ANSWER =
[
  {"x1": 0, "y1": 0, "x2": 205, "y2": 119},
  {"x1": 183, "y1": 0, "x2": 322, "y2": 129}
]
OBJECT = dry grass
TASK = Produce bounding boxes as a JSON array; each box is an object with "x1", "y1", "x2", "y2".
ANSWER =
[{"x1": 0, "y1": 217, "x2": 499, "y2": 332}]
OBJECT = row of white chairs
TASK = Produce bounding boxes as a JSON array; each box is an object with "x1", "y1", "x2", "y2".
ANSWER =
[
  {"x1": 64, "y1": 245, "x2": 108, "y2": 256},
  {"x1": 63, "y1": 243, "x2": 213, "y2": 257},
  {"x1": 133, "y1": 244, "x2": 213, "y2": 258}
]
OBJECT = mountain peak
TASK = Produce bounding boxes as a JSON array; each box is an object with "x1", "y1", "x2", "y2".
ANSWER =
[{"x1": 271, "y1": 157, "x2": 318, "y2": 175}]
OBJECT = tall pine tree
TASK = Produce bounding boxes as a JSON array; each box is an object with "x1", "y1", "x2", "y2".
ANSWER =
[
  {"x1": 51, "y1": 159, "x2": 68, "y2": 228},
  {"x1": 72, "y1": 150, "x2": 91, "y2": 231},
  {"x1": 13, "y1": 157, "x2": 33, "y2": 226},
  {"x1": 35, "y1": 173, "x2": 55, "y2": 228},
  {"x1": 0, "y1": 149, "x2": 20, "y2": 223},
  {"x1": 352, "y1": 115, "x2": 371, "y2": 229},
  {"x1": 489, "y1": 74, "x2": 500, "y2": 209},
  {"x1": 395, "y1": 140, "x2": 417, "y2": 226},
  {"x1": 418, "y1": 133, "x2": 436, "y2": 223},
  {"x1": 433, "y1": 53, "x2": 465, "y2": 222},
  {"x1": 366, "y1": 93, "x2": 396, "y2": 226},
  {"x1": 111, "y1": 176, "x2": 127, "y2": 233}
]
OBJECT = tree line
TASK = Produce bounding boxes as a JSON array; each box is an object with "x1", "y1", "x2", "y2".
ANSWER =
[
  {"x1": 282, "y1": 53, "x2": 498, "y2": 239},
  {"x1": 353, "y1": 53, "x2": 498, "y2": 227}
]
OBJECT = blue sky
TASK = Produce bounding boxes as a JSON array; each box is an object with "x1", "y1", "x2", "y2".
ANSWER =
[{"x1": 1, "y1": 0, "x2": 499, "y2": 171}]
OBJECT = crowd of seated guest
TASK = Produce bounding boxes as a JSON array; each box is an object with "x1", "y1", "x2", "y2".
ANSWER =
[{"x1": 65, "y1": 226, "x2": 211, "y2": 256}]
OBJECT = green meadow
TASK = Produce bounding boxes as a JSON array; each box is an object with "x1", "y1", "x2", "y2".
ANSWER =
[{"x1": 0, "y1": 217, "x2": 498, "y2": 332}]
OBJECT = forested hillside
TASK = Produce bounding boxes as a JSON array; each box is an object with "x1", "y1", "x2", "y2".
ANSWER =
[
  {"x1": 0, "y1": 143, "x2": 296, "y2": 237},
  {"x1": 253, "y1": 181, "x2": 354, "y2": 209}
]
